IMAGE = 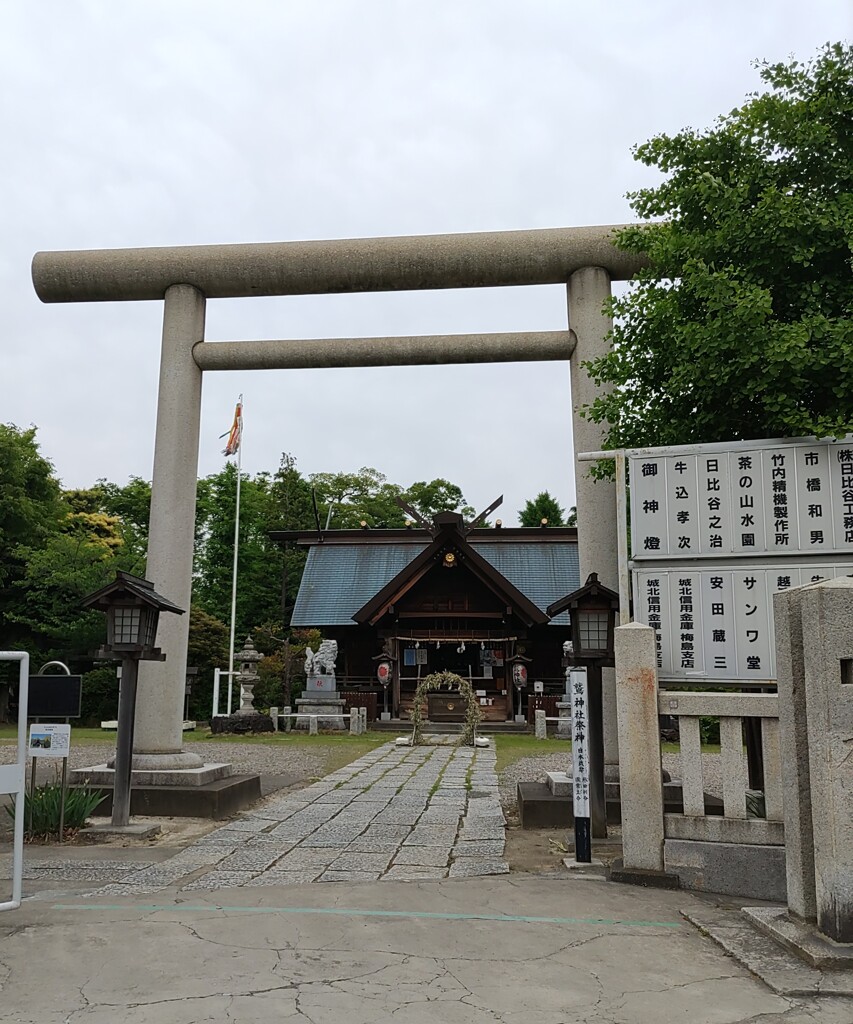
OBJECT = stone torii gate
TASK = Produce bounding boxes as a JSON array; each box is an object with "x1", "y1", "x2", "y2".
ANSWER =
[{"x1": 32, "y1": 225, "x2": 645, "y2": 774}]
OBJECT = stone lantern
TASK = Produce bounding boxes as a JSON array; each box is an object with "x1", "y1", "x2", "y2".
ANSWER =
[
  {"x1": 81, "y1": 571, "x2": 184, "y2": 827},
  {"x1": 235, "y1": 636, "x2": 263, "y2": 715}
]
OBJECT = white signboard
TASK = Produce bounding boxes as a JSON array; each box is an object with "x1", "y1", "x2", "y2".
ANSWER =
[
  {"x1": 569, "y1": 668, "x2": 590, "y2": 818},
  {"x1": 28, "y1": 723, "x2": 71, "y2": 759},
  {"x1": 628, "y1": 434, "x2": 853, "y2": 683},
  {"x1": 635, "y1": 564, "x2": 850, "y2": 681},
  {"x1": 630, "y1": 438, "x2": 853, "y2": 559}
]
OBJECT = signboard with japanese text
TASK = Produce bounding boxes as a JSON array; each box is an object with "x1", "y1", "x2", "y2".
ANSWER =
[
  {"x1": 636, "y1": 564, "x2": 850, "y2": 681},
  {"x1": 569, "y1": 668, "x2": 590, "y2": 817},
  {"x1": 630, "y1": 438, "x2": 853, "y2": 560},
  {"x1": 628, "y1": 436, "x2": 853, "y2": 683},
  {"x1": 27, "y1": 723, "x2": 71, "y2": 759}
]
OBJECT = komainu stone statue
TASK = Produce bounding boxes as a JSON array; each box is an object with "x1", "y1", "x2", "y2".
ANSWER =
[{"x1": 304, "y1": 639, "x2": 338, "y2": 679}]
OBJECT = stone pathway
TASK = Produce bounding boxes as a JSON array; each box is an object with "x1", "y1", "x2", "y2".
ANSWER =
[{"x1": 83, "y1": 740, "x2": 507, "y2": 896}]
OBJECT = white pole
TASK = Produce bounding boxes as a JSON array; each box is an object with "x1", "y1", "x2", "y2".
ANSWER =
[
  {"x1": 212, "y1": 667, "x2": 220, "y2": 718},
  {"x1": 226, "y1": 398, "x2": 243, "y2": 704},
  {"x1": 0, "y1": 652, "x2": 29, "y2": 912}
]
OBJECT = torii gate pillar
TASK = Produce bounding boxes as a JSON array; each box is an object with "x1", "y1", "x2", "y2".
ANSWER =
[{"x1": 568, "y1": 266, "x2": 620, "y2": 767}]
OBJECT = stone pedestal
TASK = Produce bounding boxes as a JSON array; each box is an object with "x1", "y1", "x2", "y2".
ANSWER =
[
  {"x1": 556, "y1": 701, "x2": 572, "y2": 739},
  {"x1": 295, "y1": 694, "x2": 346, "y2": 730}
]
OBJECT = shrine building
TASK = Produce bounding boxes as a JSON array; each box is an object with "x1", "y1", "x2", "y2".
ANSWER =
[{"x1": 271, "y1": 512, "x2": 580, "y2": 722}]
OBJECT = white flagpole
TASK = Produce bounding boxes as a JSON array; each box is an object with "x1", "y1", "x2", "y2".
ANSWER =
[{"x1": 226, "y1": 397, "x2": 243, "y2": 713}]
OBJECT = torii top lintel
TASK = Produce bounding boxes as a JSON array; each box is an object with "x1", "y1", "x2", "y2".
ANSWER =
[{"x1": 31, "y1": 224, "x2": 647, "y2": 303}]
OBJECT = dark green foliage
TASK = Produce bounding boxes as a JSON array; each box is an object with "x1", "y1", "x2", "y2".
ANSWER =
[
  {"x1": 185, "y1": 605, "x2": 230, "y2": 720},
  {"x1": 585, "y1": 43, "x2": 853, "y2": 450},
  {"x1": 0, "y1": 424, "x2": 65, "y2": 656},
  {"x1": 699, "y1": 716, "x2": 721, "y2": 746},
  {"x1": 80, "y1": 665, "x2": 120, "y2": 724},
  {"x1": 518, "y1": 491, "x2": 566, "y2": 527},
  {"x1": 7, "y1": 780, "x2": 104, "y2": 839}
]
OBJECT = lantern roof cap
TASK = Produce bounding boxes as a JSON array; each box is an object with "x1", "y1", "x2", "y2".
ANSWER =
[
  {"x1": 81, "y1": 571, "x2": 185, "y2": 615},
  {"x1": 236, "y1": 635, "x2": 263, "y2": 663},
  {"x1": 546, "y1": 572, "x2": 619, "y2": 619}
]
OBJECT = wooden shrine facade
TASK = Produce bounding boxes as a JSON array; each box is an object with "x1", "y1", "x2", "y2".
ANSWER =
[{"x1": 271, "y1": 512, "x2": 580, "y2": 722}]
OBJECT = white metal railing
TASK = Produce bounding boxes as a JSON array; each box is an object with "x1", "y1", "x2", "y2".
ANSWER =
[
  {"x1": 658, "y1": 690, "x2": 783, "y2": 841},
  {"x1": 0, "y1": 652, "x2": 29, "y2": 912}
]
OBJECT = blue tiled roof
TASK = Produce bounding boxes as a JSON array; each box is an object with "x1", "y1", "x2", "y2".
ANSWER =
[
  {"x1": 291, "y1": 540, "x2": 579, "y2": 626},
  {"x1": 291, "y1": 544, "x2": 425, "y2": 626},
  {"x1": 471, "y1": 542, "x2": 579, "y2": 626}
]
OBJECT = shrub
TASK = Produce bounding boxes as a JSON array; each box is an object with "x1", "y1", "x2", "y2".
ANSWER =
[{"x1": 6, "y1": 779, "x2": 104, "y2": 839}]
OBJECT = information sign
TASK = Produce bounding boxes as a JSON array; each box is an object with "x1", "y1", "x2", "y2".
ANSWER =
[
  {"x1": 27, "y1": 723, "x2": 71, "y2": 759},
  {"x1": 570, "y1": 668, "x2": 590, "y2": 818}
]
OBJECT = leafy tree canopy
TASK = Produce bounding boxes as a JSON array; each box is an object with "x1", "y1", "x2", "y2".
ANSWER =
[
  {"x1": 308, "y1": 468, "x2": 476, "y2": 528},
  {"x1": 0, "y1": 424, "x2": 64, "y2": 586},
  {"x1": 518, "y1": 491, "x2": 566, "y2": 527},
  {"x1": 585, "y1": 43, "x2": 853, "y2": 450}
]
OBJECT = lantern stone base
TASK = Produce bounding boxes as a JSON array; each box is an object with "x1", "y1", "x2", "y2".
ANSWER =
[
  {"x1": 105, "y1": 750, "x2": 206, "y2": 771},
  {"x1": 71, "y1": 766, "x2": 261, "y2": 819},
  {"x1": 73, "y1": 762, "x2": 233, "y2": 788},
  {"x1": 294, "y1": 694, "x2": 346, "y2": 729}
]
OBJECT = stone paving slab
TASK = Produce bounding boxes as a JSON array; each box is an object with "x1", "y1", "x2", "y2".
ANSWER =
[
  {"x1": 318, "y1": 869, "x2": 382, "y2": 883},
  {"x1": 75, "y1": 741, "x2": 508, "y2": 898},
  {"x1": 330, "y1": 850, "x2": 395, "y2": 872},
  {"x1": 392, "y1": 846, "x2": 451, "y2": 867},
  {"x1": 383, "y1": 864, "x2": 450, "y2": 880},
  {"x1": 449, "y1": 858, "x2": 510, "y2": 877},
  {"x1": 275, "y1": 848, "x2": 339, "y2": 870},
  {"x1": 452, "y1": 840, "x2": 506, "y2": 859},
  {"x1": 181, "y1": 870, "x2": 260, "y2": 890},
  {"x1": 217, "y1": 848, "x2": 284, "y2": 872}
]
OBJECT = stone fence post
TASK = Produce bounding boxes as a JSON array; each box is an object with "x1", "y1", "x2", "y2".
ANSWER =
[
  {"x1": 614, "y1": 622, "x2": 665, "y2": 872},
  {"x1": 775, "y1": 576, "x2": 853, "y2": 942},
  {"x1": 534, "y1": 709, "x2": 547, "y2": 739},
  {"x1": 349, "y1": 710, "x2": 359, "y2": 735}
]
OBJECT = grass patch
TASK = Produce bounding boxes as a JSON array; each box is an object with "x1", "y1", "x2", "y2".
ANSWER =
[{"x1": 493, "y1": 735, "x2": 570, "y2": 772}]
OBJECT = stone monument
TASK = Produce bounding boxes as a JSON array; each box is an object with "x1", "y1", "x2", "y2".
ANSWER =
[{"x1": 295, "y1": 639, "x2": 346, "y2": 730}]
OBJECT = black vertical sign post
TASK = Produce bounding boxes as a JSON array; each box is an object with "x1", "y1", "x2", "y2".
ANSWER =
[{"x1": 570, "y1": 667, "x2": 592, "y2": 862}]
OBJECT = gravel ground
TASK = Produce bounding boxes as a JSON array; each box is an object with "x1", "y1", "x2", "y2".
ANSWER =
[
  {"x1": 498, "y1": 749, "x2": 727, "y2": 810},
  {"x1": 0, "y1": 740, "x2": 334, "y2": 781}
]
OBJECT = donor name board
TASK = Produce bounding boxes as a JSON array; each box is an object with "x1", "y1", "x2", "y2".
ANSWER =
[{"x1": 629, "y1": 436, "x2": 853, "y2": 682}]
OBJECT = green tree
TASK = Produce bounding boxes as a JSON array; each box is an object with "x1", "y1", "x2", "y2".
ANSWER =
[
  {"x1": 309, "y1": 467, "x2": 405, "y2": 528},
  {"x1": 93, "y1": 476, "x2": 151, "y2": 564},
  {"x1": 401, "y1": 479, "x2": 476, "y2": 523},
  {"x1": 518, "y1": 491, "x2": 566, "y2": 527},
  {"x1": 585, "y1": 43, "x2": 853, "y2": 450},
  {"x1": 186, "y1": 605, "x2": 230, "y2": 719},
  {"x1": 0, "y1": 425, "x2": 65, "y2": 671},
  {"x1": 194, "y1": 464, "x2": 288, "y2": 635}
]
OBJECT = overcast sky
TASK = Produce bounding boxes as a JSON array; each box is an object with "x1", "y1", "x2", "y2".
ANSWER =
[{"x1": 3, "y1": 2, "x2": 850, "y2": 525}]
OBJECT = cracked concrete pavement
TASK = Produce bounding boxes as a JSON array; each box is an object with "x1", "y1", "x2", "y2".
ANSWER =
[
  {"x1": 2, "y1": 875, "x2": 853, "y2": 1023},
  {"x1": 3, "y1": 741, "x2": 853, "y2": 1020}
]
